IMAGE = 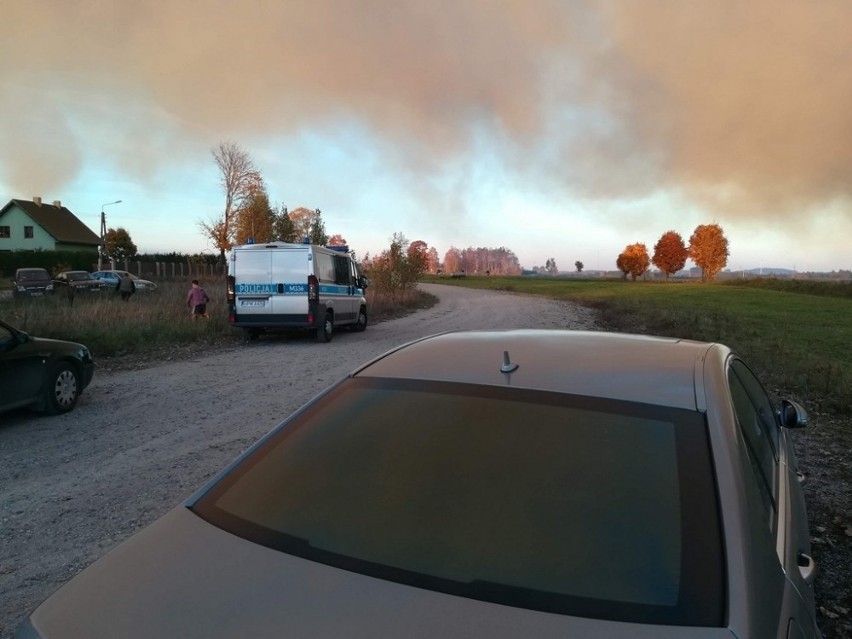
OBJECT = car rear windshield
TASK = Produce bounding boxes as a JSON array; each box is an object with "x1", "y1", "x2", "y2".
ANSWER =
[
  {"x1": 192, "y1": 377, "x2": 724, "y2": 626},
  {"x1": 17, "y1": 270, "x2": 49, "y2": 281}
]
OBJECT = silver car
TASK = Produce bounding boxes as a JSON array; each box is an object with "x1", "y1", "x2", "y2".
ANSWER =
[
  {"x1": 16, "y1": 330, "x2": 821, "y2": 638},
  {"x1": 89, "y1": 270, "x2": 158, "y2": 291}
]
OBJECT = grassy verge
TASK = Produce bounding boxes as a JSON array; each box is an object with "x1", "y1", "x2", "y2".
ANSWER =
[
  {"x1": 422, "y1": 275, "x2": 852, "y2": 414},
  {"x1": 0, "y1": 279, "x2": 438, "y2": 360}
]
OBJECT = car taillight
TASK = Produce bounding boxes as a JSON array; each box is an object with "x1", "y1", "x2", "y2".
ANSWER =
[
  {"x1": 308, "y1": 275, "x2": 318, "y2": 304},
  {"x1": 227, "y1": 275, "x2": 236, "y2": 323}
]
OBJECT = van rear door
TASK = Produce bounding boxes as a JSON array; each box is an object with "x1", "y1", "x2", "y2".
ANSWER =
[
  {"x1": 233, "y1": 248, "x2": 274, "y2": 319},
  {"x1": 269, "y1": 247, "x2": 310, "y2": 319}
]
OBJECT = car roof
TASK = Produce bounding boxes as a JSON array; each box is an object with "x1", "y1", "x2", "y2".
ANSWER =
[{"x1": 354, "y1": 330, "x2": 721, "y2": 410}]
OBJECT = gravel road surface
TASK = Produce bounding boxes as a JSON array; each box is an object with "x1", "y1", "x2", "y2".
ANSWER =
[{"x1": 0, "y1": 284, "x2": 599, "y2": 637}]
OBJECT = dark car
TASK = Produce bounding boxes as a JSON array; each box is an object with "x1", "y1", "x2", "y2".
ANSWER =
[
  {"x1": 16, "y1": 331, "x2": 821, "y2": 638},
  {"x1": 53, "y1": 271, "x2": 107, "y2": 295},
  {"x1": 11, "y1": 268, "x2": 55, "y2": 299},
  {"x1": 0, "y1": 318, "x2": 95, "y2": 415}
]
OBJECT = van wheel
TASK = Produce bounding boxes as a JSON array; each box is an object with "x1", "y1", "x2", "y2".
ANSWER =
[
  {"x1": 45, "y1": 362, "x2": 80, "y2": 414},
  {"x1": 352, "y1": 306, "x2": 367, "y2": 332},
  {"x1": 317, "y1": 312, "x2": 334, "y2": 343}
]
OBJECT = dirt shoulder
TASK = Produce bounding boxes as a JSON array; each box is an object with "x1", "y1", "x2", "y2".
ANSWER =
[{"x1": 0, "y1": 283, "x2": 848, "y2": 638}]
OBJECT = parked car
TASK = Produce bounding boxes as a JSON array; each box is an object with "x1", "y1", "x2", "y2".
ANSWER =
[
  {"x1": 0, "y1": 318, "x2": 95, "y2": 415},
  {"x1": 10, "y1": 267, "x2": 54, "y2": 298},
  {"x1": 16, "y1": 331, "x2": 821, "y2": 638},
  {"x1": 52, "y1": 270, "x2": 107, "y2": 295},
  {"x1": 90, "y1": 270, "x2": 158, "y2": 291}
]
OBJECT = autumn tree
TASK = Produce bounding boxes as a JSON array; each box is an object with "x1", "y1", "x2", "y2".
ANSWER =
[
  {"x1": 455, "y1": 247, "x2": 522, "y2": 275},
  {"x1": 104, "y1": 227, "x2": 137, "y2": 262},
  {"x1": 309, "y1": 209, "x2": 329, "y2": 246},
  {"x1": 443, "y1": 247, "x2": 462, "y2": 273},
  {"x1": 271, "y1": 205, "x2": 298, "y2": 243},
  {"x1": 427, "y1": 247, "x2": 440, "y2": 273},
  {"x1": 616, "y1": 253, "x2": 629, "y2": 280},
  {"x1": 288, "y1": 207, "x2": 316, "y2": 241},
  {"x1": 328, "y1": 234, "x2": 348, "y2": 246},
  {"x1": 652, "y1": 230, "x2": 688, "y2": 280},
  {"x1": 408, "y1": 240, "x2": 429, "y2": 275},
  {"x1": 689, "y1": 223, "x2": 730, "y2": 282},
  {"x1": 575, "y1": 260, "x2": 584, "y2": 273},
  {"x1": 617, "y1": 243, "x2": 650, "y2": 281},
  {"x1": 202, "y1": 141, "x2": 262, "y2": 260},
  {"x1": 365, "y1": 232, "x2": 427, "y2": 300},
  {"x1": 234, "y1": 178, "x2": 274, "y2": 245}
]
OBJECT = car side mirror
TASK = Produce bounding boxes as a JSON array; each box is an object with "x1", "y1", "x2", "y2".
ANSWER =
[
  {"x1": 358, "y1": 276, "x2": 368, "y2": 289},
  {"x1": 780, "y1": 399, "x2": 808, "y2": 429}
]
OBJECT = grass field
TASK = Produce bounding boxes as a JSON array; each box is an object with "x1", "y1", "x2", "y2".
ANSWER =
[{"x1": 423, "y1": 275, "x2": 852, "y2": 414}]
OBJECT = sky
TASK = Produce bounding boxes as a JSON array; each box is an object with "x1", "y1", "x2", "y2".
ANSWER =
[{"x1": 2, "y1": 1, "x2": 851, "y2": 273}]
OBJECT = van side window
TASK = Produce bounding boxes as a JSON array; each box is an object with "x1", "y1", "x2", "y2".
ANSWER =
[
  {"x1": 315, "y1": 254, "x2": 335, "y2": 283},
  {"x1": 333, "y1": 255, "x2": 351, "y2": 285}
]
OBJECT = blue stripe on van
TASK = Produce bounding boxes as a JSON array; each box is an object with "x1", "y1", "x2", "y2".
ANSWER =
[
  {"x1": 235, "y1": 283, "x2": 278, "y2": 294},
  {"x1": 319, "y1": 284, "x2": 353, "y2": 295},
  {"x1": 236, "y1": 283, "x2": 357, "y2": 296}
]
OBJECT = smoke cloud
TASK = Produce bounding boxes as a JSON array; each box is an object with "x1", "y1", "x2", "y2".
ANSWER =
[{"x1": 3, "y1": 0, "x2": 851, "y2": 225}]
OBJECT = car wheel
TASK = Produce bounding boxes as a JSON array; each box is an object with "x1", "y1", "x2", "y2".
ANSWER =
[
  {"x1": 352, "y1": 306, "x2": 367, "y2": 332},
  {"x1": 45, "y1": 362, "x2": 80, "y2": 414},
  {"x1": 317, "y1": 311, "x2": 334, "y2": 343}
]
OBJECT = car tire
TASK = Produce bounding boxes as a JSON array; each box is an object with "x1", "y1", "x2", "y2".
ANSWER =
[
  {"x1": 317, "y1": 311, "x2": 334, "y2": 343},
  {"x1": 351, "y1": 306, "x2": 367, "y2": 332},
  {"x1": 45, "y1": 362, "x2": 80, "y2": 414}
]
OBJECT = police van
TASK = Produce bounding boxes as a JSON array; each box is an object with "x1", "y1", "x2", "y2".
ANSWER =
[{"x1": 227, "y1": 241, "x2": 368, "y2": 342}]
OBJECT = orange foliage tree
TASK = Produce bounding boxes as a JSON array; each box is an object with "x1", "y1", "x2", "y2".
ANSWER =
[
  {"x1": 617, "y1": 243, "x2": 650, "y2": 281},
  {"x1": 689, "y1": 224, "x2": 729, "y2": 282},
  {"x1": 652, "y1": 230, "x2": 688, "y2": 280}
]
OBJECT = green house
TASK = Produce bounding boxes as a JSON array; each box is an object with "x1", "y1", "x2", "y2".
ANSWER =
[{"x1": 0, "y1": 197, "x2": 101, "y2": 251}]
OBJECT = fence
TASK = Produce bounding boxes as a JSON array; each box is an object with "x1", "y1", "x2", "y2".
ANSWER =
[{"x1": 103, "y1": 260, "x2": 227, "y2": 280}]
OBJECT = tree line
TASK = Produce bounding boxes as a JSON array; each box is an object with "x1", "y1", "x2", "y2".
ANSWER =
[
  {"x1": 101, "y1": 141, "x2": 731, "y2": 287},
  {"x1": 617, "y1": 224, "x2": 730, "y2": 282}
]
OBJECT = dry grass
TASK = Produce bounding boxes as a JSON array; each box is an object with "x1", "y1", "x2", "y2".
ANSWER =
[{"x1": 1, "y1": 279, "x2": 437, "y2": 360}]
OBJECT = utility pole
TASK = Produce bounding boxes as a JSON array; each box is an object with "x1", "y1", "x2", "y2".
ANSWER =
[{"x1": 99, "y1": 200, "x2": 122, "y2": 270}]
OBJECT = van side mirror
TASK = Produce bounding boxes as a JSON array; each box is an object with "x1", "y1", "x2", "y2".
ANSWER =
[{"x1": 358, "y1": 276, "x2": 368, "y2": 289}]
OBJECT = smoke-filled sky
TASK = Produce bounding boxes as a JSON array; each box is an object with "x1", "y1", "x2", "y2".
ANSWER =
[{"x1": 3, "y1": 0, "x2": 851, "y2": 272}]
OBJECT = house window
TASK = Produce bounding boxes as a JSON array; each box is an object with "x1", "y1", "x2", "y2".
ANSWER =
[
  {"x1": 24, "y1": 226, "x2": 34, "y2": 239},
  {"x1": 0, "y1": 226, "x2": 9, "y2": 238}
]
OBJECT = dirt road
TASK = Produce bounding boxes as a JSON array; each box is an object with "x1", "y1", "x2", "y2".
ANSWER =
[{"x1": 0, "y1": 284, "x2": 599, "y2": 637}]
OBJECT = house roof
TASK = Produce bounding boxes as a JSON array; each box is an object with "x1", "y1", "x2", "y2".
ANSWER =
[{"x1": 1, "y1": 199, "x2": 101, "y2": 246}]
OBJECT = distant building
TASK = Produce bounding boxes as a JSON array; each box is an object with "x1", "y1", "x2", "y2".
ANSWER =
[{"x1": 0, "y1": 197, "x2": 100, "y2": 252}]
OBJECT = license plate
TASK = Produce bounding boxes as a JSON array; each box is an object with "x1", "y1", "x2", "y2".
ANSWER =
[
  {"x1": 30, "y1": 292, "x2": 43, "y2": 296},
  {"x1": 240, "y1": 299, "x2": 267, "y2": 307}
]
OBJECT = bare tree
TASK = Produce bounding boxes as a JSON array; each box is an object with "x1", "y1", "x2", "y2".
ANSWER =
[{"x1": 201, "y1": 142, "x2": 261, "y2": 260}]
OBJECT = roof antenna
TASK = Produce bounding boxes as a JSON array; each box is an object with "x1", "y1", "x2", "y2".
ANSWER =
[{"x1": 501, "y1": 350, "x2": 519, "y2": 373}]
